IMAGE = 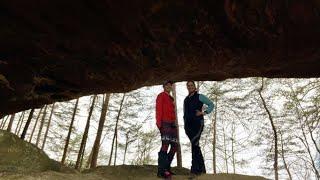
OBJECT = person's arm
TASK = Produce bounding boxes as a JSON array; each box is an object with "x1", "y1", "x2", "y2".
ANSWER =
[
  {"x1": 199, "y1": 94, "x2": 214, "y2": 115},
  {"x1": 156, "y1": 94, "x2": 163, "y2": 129}
]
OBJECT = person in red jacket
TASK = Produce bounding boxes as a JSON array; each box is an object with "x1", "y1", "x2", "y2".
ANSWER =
[{"x1": 156, "y1": 80, "x2": 177, "y2": 178}]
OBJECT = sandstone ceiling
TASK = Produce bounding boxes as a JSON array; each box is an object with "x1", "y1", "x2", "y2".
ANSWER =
[{"x1": 1, "y1": 0, "x2": 320, "y2": 116}]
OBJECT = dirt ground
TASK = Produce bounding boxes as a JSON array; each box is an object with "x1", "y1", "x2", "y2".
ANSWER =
[
  {"x1": 0, "y1": 130, "x2": 268, "y2": 180},
  {"x1": 0, "y1": 165, "x2": 268, "y2": 180}
]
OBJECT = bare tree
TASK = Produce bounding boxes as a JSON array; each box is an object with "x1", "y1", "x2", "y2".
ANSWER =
[
  {"x1": 36, "y1": 105, "x2": 48, "y2": 147},
  {"x1": 222, "y1": 119, "x2": 229, "y2": 173},
  {"x1": 29, "y1": 107, "x2": 44, "y2": 142},
  {"x1": 6, "y1": 113, "x2": 15, "y2": 132},
  {"x1": 61, "y1": 98, "x2": 79, "y2": 164},
  {"x1": 0, "y1": 115, "x2": 10, "y2": 129},
  {"x1": 42, "y1": 103, "x2": 55, "y2": 150},
  {"x1": 75, "y1": 95, "x2": 97, "y2": 170},
  {"x1": 122, "y1": 127, "x2": 140, "y2": 165},
  {"x1": 279, "y1": 131, "x2": 293, "y2": 180},
  {"x1": 257, "y1": 78, "x2": 278, "y2": 180},
  {"x1": 90, "y1": 94, "x2": 111, "y2": 168},
  {"x1": 15, "y1": 111, "x2": 25, "y2": 134},
  {"x1": 21, "y1": 108, "x2": 35, "y2": 140},
  {"x1": 212, "y1": 96, "x2": 218, "y2": 174},
  {"x1": 109, "y1": 93, "x2": 126, "y2": 166}
]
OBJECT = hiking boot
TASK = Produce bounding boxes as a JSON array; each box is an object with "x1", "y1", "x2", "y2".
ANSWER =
[
  {"x1": 157, "y1": 151, "x2": 169, "y2": 177},
  {"x1": 157, "y1": 170, "x2": 171, "y2": 179},
  {"x1": 167, "y1": 152, "x2": 175, "y2": 175},
  {"x1": 164, "y1": 171, "x2": 171, "y2": 178}
]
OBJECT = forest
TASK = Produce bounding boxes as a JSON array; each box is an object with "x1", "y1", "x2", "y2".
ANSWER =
[{"x1": 1, "y1": 78, "x2": 320, "y2": 180}]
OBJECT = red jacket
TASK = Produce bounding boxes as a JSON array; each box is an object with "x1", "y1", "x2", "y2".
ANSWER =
[{"x1": 156, "y1": 92, "x2": 176, "y2": 128}]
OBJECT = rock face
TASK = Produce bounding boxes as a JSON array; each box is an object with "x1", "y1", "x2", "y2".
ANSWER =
[{"x1": 1, "y1": 0, "x2": 320, "y2": 115}]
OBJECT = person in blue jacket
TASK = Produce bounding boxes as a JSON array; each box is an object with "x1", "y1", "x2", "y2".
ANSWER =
[{"x1": 183, "y1": 81, "x2": 214, "y2": 175}]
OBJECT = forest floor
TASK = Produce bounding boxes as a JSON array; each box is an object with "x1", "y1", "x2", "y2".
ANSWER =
[
  {"x1": 0, "y1": 130, "x2": 268, "y2": 180},
  {"x1": 0, "y1": 166, "x2": 268, "y2": 180}
]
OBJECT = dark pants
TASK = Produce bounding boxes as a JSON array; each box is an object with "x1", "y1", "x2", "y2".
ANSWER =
[
  {"x1": 184, "y1": 118, "x2": 206, "y2": 174},
  {"x1": 158, "y1": 122, "x2": 178, "y2": 176}
]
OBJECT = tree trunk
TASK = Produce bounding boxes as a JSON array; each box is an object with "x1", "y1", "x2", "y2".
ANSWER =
[
  {"x1": 15, "y1": 111, "x2": 25, "y2": 134},
  {"x1": 17, "y1": 112, "x2": 26, "y2": 135},
  {"x1": 212, "y1": 96, "x2": 218, "y2": 174},
  {"x1": 231, "y1": 122, "x2": 236, "y2": 174},
  {"x1": 7, "y1": 113, "x2": 15, "y2": 132},
  {"x1": 85, "y1": 149, "x2": 93, "y2": 168},
  {"x1": 123, "y1": 135, "x2": 129, "y2": 165},
  {"x1": 298, "y1": 136, "x2": 320, "y2": 179},
  {"x1": 90, "y1": 94, "x2": 111, "y2": 168},
  {"x1": 222, "y1": 123, "x2": 228, "y2": 173},
  {"x1": 21, "y1": 108, "x2": 35, "y2": 140},
  {"x1": 258, "y1": 78, "x2": 278, "y2": 180},
  {"x1": 108, "y1": 94, "x2": 126, "y2": 166},
  {"x1": 297, "y1": 118, "x2": 320, "y2": 178},
  {"x1": 6, "y1": 114, "x2": 15, "y2": 132},
  {"x1": 172, "y1": 84, "x2": 182, "y2": 167},
  {"x1": 75, "y1": 95, "x2": 97, "y2": 170},
  {"x1": 280, "y1": 132, "x2": 292, "y2": 180},
  {"x1": 114, "y1": 128, "x2": 118, "y2": 166},
  {"x1": 41, "y1": 103, "x2": 55, "y2": 150},
  {"x1": 0, "y1": 116, "x2": 5, "y2": 128},
  {"x1": 29, "y1": 107, "x2": 43, "y2": 143},
  {"x1": 61, "y1": 98, "x2": 79, "y2": 164},
  {"x1": 196, "y1": 81, "x2": 203, "y2": 91},
  {"x1": 307, "y1": 121, "x2": 320, "y2": 154},
  {"x1": 36, "y1": 105, "x2": 48, "y2": 147},
  {"x1": 289, "y1": 85, "x2": 320, "y2": 179},
  {"x1": 0, "y1": 115, "x2": 10, "y2": 129}
]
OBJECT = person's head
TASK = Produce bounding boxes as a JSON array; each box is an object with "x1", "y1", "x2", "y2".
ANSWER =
[
  {"x1": 186, "y1": 81, "x2": 197, "y2": 94},
  {"x1": 163, "y1": 80, "x2": 174, "y2": 93}
]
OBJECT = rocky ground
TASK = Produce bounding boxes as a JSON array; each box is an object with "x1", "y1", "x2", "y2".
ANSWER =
[{"x1": 0, "y1": 130, "x2": 268, "y2": 180}]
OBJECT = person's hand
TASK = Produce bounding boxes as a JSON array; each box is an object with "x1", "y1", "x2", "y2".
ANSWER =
[{"x1": 196, "y1": 110, "x2": 204, "y2": 116}]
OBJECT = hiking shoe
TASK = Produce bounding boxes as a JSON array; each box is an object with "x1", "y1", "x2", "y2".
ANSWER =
[
  {"x1": 157, "y1": 170, "x2": 171, "y2": 179},
  {"x1": 164, "y1": 171, "x2": 172, "y2": 179}
]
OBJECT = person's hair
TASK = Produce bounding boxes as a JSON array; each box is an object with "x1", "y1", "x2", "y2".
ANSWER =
[
  {"x1": 186, "y1": 81, "x2": 196, "y2": 86},
  {"x1": 163, "y1": 80, "x2": 174, "y2": 88}
]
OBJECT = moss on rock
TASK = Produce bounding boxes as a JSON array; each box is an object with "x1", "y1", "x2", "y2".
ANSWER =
[{"x1": 0, "y1": 130, "x2": 60, "y2": 173}]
